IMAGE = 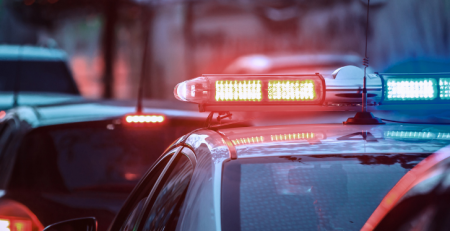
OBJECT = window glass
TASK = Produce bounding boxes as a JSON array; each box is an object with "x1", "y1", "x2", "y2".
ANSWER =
[
  {"x1": 0, "y1": 121, "x2": 16, "y2": 187},
  {"x1": 11, "y1": 121, "x2": 198, "y2": 192},
  {"x1": 117, "y1": 152, "x2": 174, "y2": 231},
  {"x1": 142, "y1": 153, "x2": 194, "y2": 231},
  {"x1": 121, "y1": 197, "x2": 147, "y2": 231},
  {"x1": 221, "y1": 154, "x2": 430, "y2": 231},
  {"x1": 0, "y1": 60, "x2": 78, "y2": 95}
]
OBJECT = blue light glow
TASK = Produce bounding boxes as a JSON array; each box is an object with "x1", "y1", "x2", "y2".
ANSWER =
[
  {"x1": 385, "y1": 78, "x2": 437, "y2": 101},
  {"x1": 385, "y1": 131, "x2": 450, "y2": 140},
  {"x1": 440, "y1": 78, "x2": 450, "y2": 100}
]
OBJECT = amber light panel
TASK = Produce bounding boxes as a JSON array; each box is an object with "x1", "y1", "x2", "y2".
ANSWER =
[
  {"x1": 174, "y1": 75, "x2": 325, "y2": 108},
  {"x1": 268, "y1": 80, "x2": 316, "y2": 101},
  {"x1": 125, "y1": 115, "x2": 165, "y2": 123},
  {"x1": 230, "y1": 133, "x2": 323, "y2": 146},
  {"x1": 215, "y1": 80, "x2": 262, "y2": 102}
]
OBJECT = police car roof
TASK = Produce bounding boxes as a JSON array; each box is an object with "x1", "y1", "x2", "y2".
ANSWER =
[
  {"x1": 6, "y1": 99, "x2": 204, "y2": 127},
  {"x1": 0, "y1": 45, "x2": 68, "y2": 61},
  {"x1": 213, "y1": 123, "x2": 450, "y2": 158}
]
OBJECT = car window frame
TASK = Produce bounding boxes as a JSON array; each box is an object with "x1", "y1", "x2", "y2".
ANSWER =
[
  {"x1": 110, "y1": 146, "x2": 183, "y2": 231},
  {"x1": 133, "y1": 146, "x2": 196, "y2": 231},
  {"x1": 0, "y1": 118, "x2": 18, "y2": 188}
]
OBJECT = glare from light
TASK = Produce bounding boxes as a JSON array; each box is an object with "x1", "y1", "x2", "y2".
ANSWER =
[
  {"x1": 215, "y1": 80, "x2": 262, "y2": 102},
  {"x1": 386, "y1": 78, "x2": 437, "y2": 100},
  {"x1": 0, "y1": 111, "x2": 5, "y2": 120},
  {"x1": 125, "y1": 115, "x2": 165, "y2": 123},
  {"x1": 385, "y1": 131, "x2": 450, "y2": 140},
  {"x1": 0, "y1": 219, "x2": 10, "y2": 231},
  {"x1": 440, "y1": 78, "x2": 450, "y2": 100},
  {"x1": 268, "y1": 80, "x2": 316, "y2": 101}
]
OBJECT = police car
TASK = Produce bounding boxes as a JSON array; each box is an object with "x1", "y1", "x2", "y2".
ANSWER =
[
  {"x1": 0, "y1": 100, "x2": 204, "y2": 231},
  {"x1": 44, "y1": 66, "x2": 450, "y2": 231}
]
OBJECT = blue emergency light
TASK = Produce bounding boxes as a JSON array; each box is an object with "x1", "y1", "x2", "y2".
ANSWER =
[{"x1": 378, "y1": 73, "x2": 450, "y2": 105}]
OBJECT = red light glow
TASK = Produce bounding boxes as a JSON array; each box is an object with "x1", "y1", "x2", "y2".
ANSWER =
[
  {"x1": 0, "y1": 217, "x2": 32, "y2": 231},
  {"x1": 125, "y1": 115, "x2": 165, "y2": 123},
  {"x1": 0, "y1": 111, "x2": 5, "y2": 120}
]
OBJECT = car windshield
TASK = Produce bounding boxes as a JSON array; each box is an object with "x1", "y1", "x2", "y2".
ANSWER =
[
  {"x1": 221, "y1": 154, "x2": 430, "y2": 231},
  {"x1": 11, "y1": 120, "x2": 198, "y2": 193},
  {"x1": 0, "y1": 60, "x2": 78, "y2": 95}
]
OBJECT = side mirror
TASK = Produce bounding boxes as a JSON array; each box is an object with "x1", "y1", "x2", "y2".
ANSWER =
[{"x1": 43, "y1": 217, "x2": 97, "y2": 231}]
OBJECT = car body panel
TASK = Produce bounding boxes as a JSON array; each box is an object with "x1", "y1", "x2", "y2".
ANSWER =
[{"x1": 165, "y1": 123, "x2": 450, "y2": 231}]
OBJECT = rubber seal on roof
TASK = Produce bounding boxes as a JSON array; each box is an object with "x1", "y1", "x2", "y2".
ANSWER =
[{"x1": 215, "y1": 131, "x2": 237, "y2": 159}]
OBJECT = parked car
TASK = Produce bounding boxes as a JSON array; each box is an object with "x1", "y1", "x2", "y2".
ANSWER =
[
  {"x1": 0, "y1": 45, "x2": 81, "y2": 111},
  {"x1": 363, "y1": 145, "x2": 450, "y2": 231},
  {"x1": 0, "y1": 99, "x2": 205, "y2": 231},
  {"x1": 223, "y1": 53, "x2": 374, "y2": 75}
]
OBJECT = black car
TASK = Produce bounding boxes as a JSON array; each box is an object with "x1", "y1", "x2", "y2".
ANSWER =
[
  {"x1": 0, "y1": 45, "x2": 81, "y2": 111},
  {"x1": 0, "y1": 100, "x2": 204, "y2": 231}
]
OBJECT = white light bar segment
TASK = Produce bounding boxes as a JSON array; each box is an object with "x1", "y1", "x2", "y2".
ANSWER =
[
  {"x1": 215, "y1": 80, "x2": 262, "y2": 102},
  {"x1": 268, "y1": 80, "x2": 316, "y2": 101},
  {"x1": 385, "y1": 78, "x2": 437, "y2": 101},
  {"x1": 440, "y1": 78, "x2": 450, "y2": 100}
]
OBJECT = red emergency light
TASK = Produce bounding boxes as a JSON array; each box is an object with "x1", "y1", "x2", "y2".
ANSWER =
[
  {"x1": 174, "y1": 74, "x2": 325, "y2": 111},
  {"x1": 124, "y1": 114, "x2": 165, "y2": 124}
]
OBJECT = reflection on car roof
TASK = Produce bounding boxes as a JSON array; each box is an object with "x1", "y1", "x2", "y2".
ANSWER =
[{"x1": 217, "y1": 124, "x2": 450, "y2": 157}]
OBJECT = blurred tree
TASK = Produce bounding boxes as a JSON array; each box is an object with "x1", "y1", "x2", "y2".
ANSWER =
[{"x1": 3, "y1": 0, "x2": 145, "y2": 99}]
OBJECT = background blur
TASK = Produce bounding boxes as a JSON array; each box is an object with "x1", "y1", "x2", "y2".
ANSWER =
[{"x1": 1, "y1": 0, "x2": 449, "y2": 100}]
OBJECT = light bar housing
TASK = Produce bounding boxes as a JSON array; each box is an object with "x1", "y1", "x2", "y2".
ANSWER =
[
  {"x1": 379, "y1": 73, "x2": 450, "y2": 105},
  {"x1": 174, "y1": 74, "x2": 325, "y2": 111}
]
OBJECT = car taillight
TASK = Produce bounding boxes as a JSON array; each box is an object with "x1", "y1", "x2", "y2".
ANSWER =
[
  {"x1": 124, "y1": 114, "x2": 165, "y2": 124},
  {"x1": 0, "y1": 200, "x2": 43, "y2": 231},
  {"x1": 0, "y1": 217, "x2": 32, "y2": 231}
]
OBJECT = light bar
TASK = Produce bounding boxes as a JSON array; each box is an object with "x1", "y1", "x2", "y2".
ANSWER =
[
  {"x1": 174, "y1": 74, "x2": 325, "y2": 110},
  {"x1": 124, "y1": 114, "x2": 165, "y2": 124}
]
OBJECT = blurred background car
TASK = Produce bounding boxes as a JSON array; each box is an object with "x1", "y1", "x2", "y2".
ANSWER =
[
  {"x1": 0, "y1": 45, "x2": 81, "y2": 111},
  {"x1": 222, "y1": 53, "x2": 375, "y2": 75},
  {"x1": 363, "y1": 145, "x2": 450, "y2": 231},
  {"x1": 0, "y1": 99, "x2": 204, "y2": 231}
]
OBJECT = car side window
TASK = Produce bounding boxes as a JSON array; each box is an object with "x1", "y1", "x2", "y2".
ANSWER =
[
  {"x1": 0, "y1": 120, "x2": 17, "y2": 188},
  {"x1": 141, "y1": 149, "x2": 195, "y2": 231},
  {"x1": 117, "y1": 149, "x2": 177, "y2": 231},
  {"x1": 0, "y1": 120, "x2": 15, "y2": 155}
]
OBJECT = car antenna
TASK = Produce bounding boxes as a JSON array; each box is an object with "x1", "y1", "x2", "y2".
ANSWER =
[
  {"x1": 344, "y1": 0, "x2": 384, "y2": 125},
  {"x1": 136, "y1": 14, "x2": 152, "y2": 114}
]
